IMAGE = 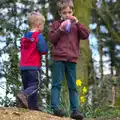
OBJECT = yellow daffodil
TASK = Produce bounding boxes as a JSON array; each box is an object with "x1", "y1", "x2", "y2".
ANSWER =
[
  {"x1": 80, "y1": 96, "x2": 85, "y2": 103},
  {"x1": 76, "y1": 79, "x2": 82, "y2": 86},
  {"x1": 82, "y1": 86, "x2": 87, "y2": 94}
]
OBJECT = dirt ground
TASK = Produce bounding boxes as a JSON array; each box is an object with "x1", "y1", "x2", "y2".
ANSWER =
[
  {"x1": 0, "y1": 107, "x2": 70, "y2": 120},
  {"x1": 0, "y1": 107, "x2": 120, "y2": 120}
]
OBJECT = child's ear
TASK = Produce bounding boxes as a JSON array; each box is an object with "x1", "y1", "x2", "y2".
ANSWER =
[{"x1": 72, "y1": 9, "x2": 75, "y2": 15}]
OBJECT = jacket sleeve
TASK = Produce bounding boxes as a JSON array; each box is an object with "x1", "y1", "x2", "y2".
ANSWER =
[
  {"x1": 48, "y1": 21, "x2": 63, "y2": 44},
  {"x1": 76, "y1": 22, "x2": 90, "y2": 40},
  {"x1": 37, "y1": 34, "x2": 48, "y2": 55}
]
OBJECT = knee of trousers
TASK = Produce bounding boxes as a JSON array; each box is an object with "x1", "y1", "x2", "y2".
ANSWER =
[
  {"x1": 52, "y1": 84, "x2": 62, "y2": 90},
  {"x1": 68, "y1": 87, "x2": 78, "y2": 92}
]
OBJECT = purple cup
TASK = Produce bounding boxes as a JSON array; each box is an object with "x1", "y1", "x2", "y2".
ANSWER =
[{"x1": 65, "y1": 19, "x2": 71, "y2": 32}]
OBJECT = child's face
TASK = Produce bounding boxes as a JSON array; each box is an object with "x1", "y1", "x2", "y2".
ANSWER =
[{"x1": 59, "y1": 6, "x2": 73, "y2": 20}]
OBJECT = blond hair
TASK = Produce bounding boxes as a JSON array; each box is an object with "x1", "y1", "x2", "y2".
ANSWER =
[
  {"x1": 57, "y1": 0, "x2": 74, "y2": 11},
  {"x1": 27, "y1": 11, "x2": 45, "y2": 28}
]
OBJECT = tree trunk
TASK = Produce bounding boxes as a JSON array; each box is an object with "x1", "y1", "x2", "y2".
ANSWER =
[
  {"x1": 73, "y1": 0, "x2": 92, "y2": 89},
  {"x1": 97, "y1": 23, "x2": 103, "y2": 81}
]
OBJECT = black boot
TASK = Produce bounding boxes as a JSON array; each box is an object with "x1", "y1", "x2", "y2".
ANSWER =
[
  {"x1": 53, "y1": 108, "x2": 66, "y2": 117},
  {"x1": 70, "y1": 110, "x2": 83, "y2": 120}
]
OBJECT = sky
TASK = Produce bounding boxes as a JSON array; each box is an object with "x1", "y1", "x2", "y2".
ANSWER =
[{"x1": 89, "y1": 24, "x2": 111, "y2": 76}]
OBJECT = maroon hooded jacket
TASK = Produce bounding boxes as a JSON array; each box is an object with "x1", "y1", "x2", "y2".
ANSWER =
[{"x1": 48, "y1": 20, "x2": 89, "y2": 63}]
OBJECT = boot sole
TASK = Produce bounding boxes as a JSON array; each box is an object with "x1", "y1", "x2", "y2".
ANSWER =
[{"x1": 71, "y1": 116, "x2": 83, "y2": 120}]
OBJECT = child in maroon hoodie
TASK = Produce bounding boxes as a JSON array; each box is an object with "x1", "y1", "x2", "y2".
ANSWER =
[
  {"x1": 17, "y1": 11, "x2": 48, "y2": 110},
  {"x1": 48, "y1": 0, "x2": 89, "y2": 119}
]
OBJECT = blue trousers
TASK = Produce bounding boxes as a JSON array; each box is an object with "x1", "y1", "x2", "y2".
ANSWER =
[
  {"x1": 51, "y1": 61, "x2": 79, "y2": 111},
  {"x1": 21, "y1": 70, "x2": 41, "y2": 110}
]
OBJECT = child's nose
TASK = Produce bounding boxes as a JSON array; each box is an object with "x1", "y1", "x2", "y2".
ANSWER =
[{"x1": 66, "y1": 14, "x2": 70, "y2": 18}]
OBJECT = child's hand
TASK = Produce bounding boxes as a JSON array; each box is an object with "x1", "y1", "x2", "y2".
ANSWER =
[
  {"x1": 59, "y1": 20, "x2": 68, "y2": 31},
  {"x1": 69, "y1": 16, "x2": 79, "y2": 23}
]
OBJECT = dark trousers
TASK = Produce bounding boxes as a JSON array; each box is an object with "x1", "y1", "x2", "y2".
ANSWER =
[
  {"x1": 51, "y1": 61, "x2": 79, "y2": 111},
  {"x1": 21, "y1": 70, "x2": 41, "y2": 110}
]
